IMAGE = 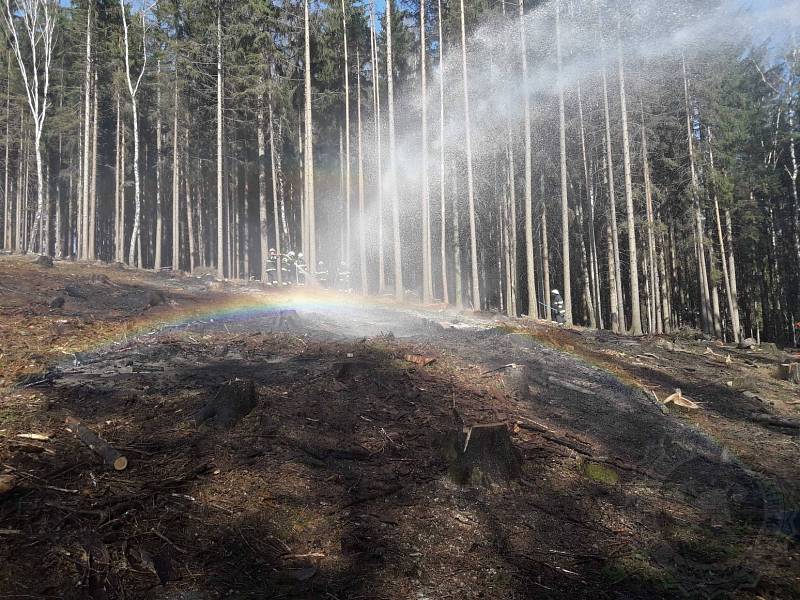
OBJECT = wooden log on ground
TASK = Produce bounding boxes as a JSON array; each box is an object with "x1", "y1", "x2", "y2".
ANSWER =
[
  {"x1": 0, "y1": 474, "x2": 17, "y2": 497},
  {"x1": 195, "y1": 379, "x2": 258, "y2": 429},
  {"x1": 65, "y1": 417, "x2": 128, "y2": 470},
  {"x1": 437, "y1": 423, "x2": 521, "y2": 488},
  {"x1": 750, "y1": 413, "x2": 800, "y2": 429}
]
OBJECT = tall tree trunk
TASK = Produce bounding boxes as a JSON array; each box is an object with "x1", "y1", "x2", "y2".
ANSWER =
[
  {"x1": 154, "y1": 59, "x2": 163, "y2": 271},
  {"x1": 370, "y1": 0, "x2": 386, "y2": 294},
  {"x1": 119, "y1": 117, "x2": 126, "y2": 263},
  {"x1": 459, "y1": 0, "x2": 480, "y2": 309},
  {"x1": 420, "y1": 0, "x2": 432, "y2": 302},
  {"x1": 579, "y1": 87, "x2": 603, "y2": 328},
  {"x1": 258, "y1": 98, "x2": 269, "y2": 283},
  {"x1": 386, "y1": 0, "x2": 403, "y2": 299},
  {"x1": 555, "y1": 1, "x2": 572, "y2": 324},
  {"x1": 269, "y1": 99, "x2": 282, "y2": 284},
  {"x1": 682, "y1": 57, "x2": 712, "y2": 334},
  {"x1": 786, "y1": 46, "x2": 799, "y2": 318},
  {"x1": 81, "y1": 7, "x2": 92, "y2": 260},
  {"x1": 15, "y1": 123, "x2": 22, "y2": 254},
  {"x1": 618, "y1": 34, "x2": 642, "y2": 335},
  {"x1": 356, "y1": 50, "x2": 368, "y2": 294},
  {"x1": 184, "y1": 128, "x2": 195, "y2": 273},
  {"x1": 114, "y1": 92, "x2": 121, "y2": 263},
  {"x1": 540, "y1": 173, "x2": 551, "y2": 314},
  {"x1": 641, "y1": 105, "x2": 662, "y2": 334},
  {"x1": 601, "y1": 72, "x2": 625, "y2": 332},
  {"x1": 519, "y1": 0, "x2": 537, "y2": 318},
  {"x1": 304, "y1": 0, "x2": 316, "y2": 271},
  {"x1": 88, "y1": 70, "x2": 97, "y2": 260},
  {"x1": 452, "y1": 172, "x2": 463, "y2": 310},
  {"x1": 3, "y1": 57, "x2": 10, "y2": 251},
  {"x1": 576, "y1": 200, "x2": 596, "y2": 327},
  {"x1": 121, "y1": 3, "x2": 147, "y2": 268},
  {"x1": 341, "y1": 0, "x2": 351, "y2": 269},
  {"x1": 172, "y1": 67, "x2": 180, "y2": 271},
  {"x1": 437, "y1": 0, "x2": 448, "y2": 304},
  {"x1": 607, "y1": 222, "x2": 618, "y2": 332},
  {"x1": 126, "y1": 89, "x2": 141, "y2": 266},
  {"x1": 708, "y1": 128, "x2": 741, "y2": 342},
  {"x1": 217, "y1": 3, "x2": 224, "y2": 277},
  {"x1": 506, "y1": 140, "x2": 517, "y2": 316}
]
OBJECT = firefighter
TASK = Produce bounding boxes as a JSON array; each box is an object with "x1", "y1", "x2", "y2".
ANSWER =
[
  {"x1": 282, "y1": 251, "x2": 295, "y2": 286},
  {"x1": 336, "y1": 261, "x2": 351, "y2": 292},
  {"x1": 551, "y1": 289, "x2": 566, "y2": 325},
  {"x1": 316, "y1": 261, "x2": 329, "y2": 287},
  {"x1": 266, "y1": 248, "x2": 278, "y2": 285},
  {"x1": 295, "y1": 253, "x2": 306, "y2": 285}
]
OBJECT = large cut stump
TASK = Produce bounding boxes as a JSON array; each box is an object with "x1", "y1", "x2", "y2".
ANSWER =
[
  {"x1": 438, "y1": 423, "x2": 521, "y2": 488},
  {"x1": 778, "y1": 363, "x2": 800, "y2": 385},
  {"x1": 196, "y1": 379, "x2": 258, "y2": 429}
]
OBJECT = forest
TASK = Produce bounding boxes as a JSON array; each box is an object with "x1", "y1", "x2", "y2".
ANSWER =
[{"x1": 1, "y1": 0, "x2": 799, "y2": 343}]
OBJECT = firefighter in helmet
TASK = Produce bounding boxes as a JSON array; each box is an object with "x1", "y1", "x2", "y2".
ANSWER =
[
  {"x1": 551, "y1": 289, "x2": 566, "y2": 325},
  {"x1": 295, "y1": 252, "x2": 306, "y2": 285},
  {"x1": 266, "y1": 248, "x2": 278, "y2": 285},
  {"x1": 336, "y1": 261, "x2": 351, "y2": 292}
]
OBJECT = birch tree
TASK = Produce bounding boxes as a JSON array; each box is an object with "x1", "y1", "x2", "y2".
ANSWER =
[
  {"x1": 2, "y1": 0, "x2": 57, "y2": 254},
  {"x1": 119, "y1": 0, "x2": 147, "y2": 266}
]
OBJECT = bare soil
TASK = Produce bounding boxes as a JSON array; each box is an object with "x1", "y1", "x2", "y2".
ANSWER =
[{"x1": 1, "y1": 255, "x2": 798, "y2": 599}]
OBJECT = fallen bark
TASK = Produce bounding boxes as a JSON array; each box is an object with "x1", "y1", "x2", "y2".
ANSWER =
[{"x1": 65, "y1": 417, "x2": 128, "y2": 470}]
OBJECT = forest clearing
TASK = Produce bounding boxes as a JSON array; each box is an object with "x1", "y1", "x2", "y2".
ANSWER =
[
  {"x1": 0, "y1": 255, "x2": 798, "y2": 598},
  {"x1": 2, "y1": 0, "x2": 800, "y2": 596}
]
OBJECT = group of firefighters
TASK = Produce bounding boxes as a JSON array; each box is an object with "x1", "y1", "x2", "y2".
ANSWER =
[
  {"x1": 265, "y1": 247, "x2": 570, "y2": 323},
  {"x1": 264, "y1": 249, "x2": 351, "y2": 291}
]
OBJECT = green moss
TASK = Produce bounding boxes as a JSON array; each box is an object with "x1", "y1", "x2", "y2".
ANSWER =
[
  {"x1": 582, "y1": 462, "x2": 620, "y2": 485},
  {"x1": 601, "y1": 552, "x2": 673, "y2": 588}
]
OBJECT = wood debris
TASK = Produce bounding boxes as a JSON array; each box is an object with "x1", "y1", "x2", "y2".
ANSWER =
[
  {"x1": 662, "y1": 389, "x2": 701, "y2": 410},
  {"x1": 404, "y1": 354, "x2": 436, "y2": 366}
]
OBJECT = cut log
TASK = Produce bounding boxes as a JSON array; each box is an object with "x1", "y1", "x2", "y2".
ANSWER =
[
  {"x1": 437, "y1": 423, "x2": 521, "y2": 488},
  {"x1": 195, "y1": 379, "x2": 258, "y2": 429},
  {"x1": 404, "y1": 354, "x2": 436, "y2": 366},
  {"x1": 750, "y1": 413, "x2": 800, "y2": 429},
  {"x1": 64, "y1": 417, "x2": 128, "y2": 471},
  {"x1": 0, "y1": 474, "x2": 17, "y2": 497}
]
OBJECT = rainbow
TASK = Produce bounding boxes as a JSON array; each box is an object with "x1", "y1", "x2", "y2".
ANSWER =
[{"x1": 64, "y1": 288, "x2": 402, "y2": 359}]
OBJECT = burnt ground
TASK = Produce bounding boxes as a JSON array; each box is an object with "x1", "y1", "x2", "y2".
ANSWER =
[{"x1": 0, "y1": 254, "x2": 799, "y2": 599}]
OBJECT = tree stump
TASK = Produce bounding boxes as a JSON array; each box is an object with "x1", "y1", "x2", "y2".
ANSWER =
[
  {"x1": 438, "y1": 423, "x2": 521, "y2": 488},
  {"x1": 778, "y1": 363, "x2": 800, "y2": 385},
  {"x1": 35, "y1": 255, "x2": 53, "y2": 268},
  {"x1": 196, "y1": 379, "x2": 258, "y2": 429}
]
